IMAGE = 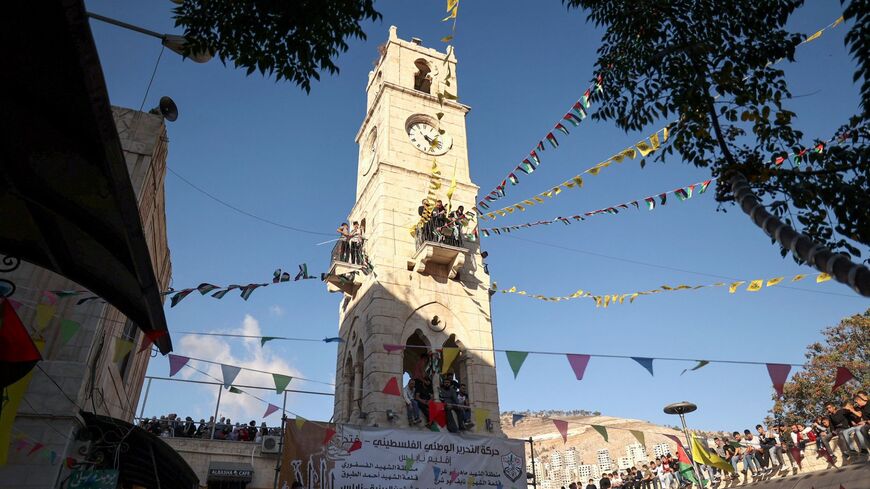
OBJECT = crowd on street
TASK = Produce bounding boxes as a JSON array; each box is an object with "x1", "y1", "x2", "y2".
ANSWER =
[
  {"x1": 138, "y1": 413, "x2": 281, "y2": 442},
  {"x1": 565, "y1": 390, "x2": 869, "y2": 488}
]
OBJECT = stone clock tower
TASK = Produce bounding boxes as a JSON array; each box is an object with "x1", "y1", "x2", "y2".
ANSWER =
[{"x1": 326, "y1": 27, "x2": 501, "y2": 434}]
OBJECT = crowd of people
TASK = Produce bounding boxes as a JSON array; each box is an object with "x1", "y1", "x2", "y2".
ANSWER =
[
  {"x1": 565, "y1": 390, "x2": 869, "y2": 488},
  {"x1": 402, "y1": 372, "x2": 474, "y2": 433},
  {"x1": 138, "y1": 413, "x2": 281, "y2": 442},
  {"x1": 417, "y1": 199, "x2": 469, "y2": 247}
]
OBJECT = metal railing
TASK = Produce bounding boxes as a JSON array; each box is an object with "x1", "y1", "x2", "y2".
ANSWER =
[
  {"x1": 330, "y1": 238, "x2": 366, "y2": 266},
  {"x1": 415, "y1": 218, "x2": 467, "y2": 250}
]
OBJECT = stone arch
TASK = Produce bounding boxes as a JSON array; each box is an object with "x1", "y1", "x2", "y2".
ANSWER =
[{"x1": 413, "y1": 59, "x2": 432, "y2": 93}]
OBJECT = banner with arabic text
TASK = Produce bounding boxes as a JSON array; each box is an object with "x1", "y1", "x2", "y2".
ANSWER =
[{"x1": 279, "y1": 422, "x2": 526, "y2": 489}]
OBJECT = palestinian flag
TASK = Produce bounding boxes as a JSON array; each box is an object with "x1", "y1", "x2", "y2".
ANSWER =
[
  {"x1": 537, "y1": 141, "x2": 545, "y2": 152},
  {"x1": 0, "y1": 298, "x2": 42, "y2": 388},
  {"x1": 596, "y1": 74, "x2": 604, "y2": 93},
  {"x1": 630, "y1": 201, "x2": 639, "y2": 209},
  {"x1": 698, "y1": 180, "x2": 712, "y2": 193},
  {"x1": 675, "y1": 188, "x2": 689, "y2": 201},
  {"x1": 773, "y1": 155, "x2": 785, "y2": 166},
  {"x1": 815, "y1": 142, "x2": 824, "y2": 153},
  {"x1": 481, "y1": 229, "x2": 490, "y2": 237},
  {"x1": 239, "y1": 283, "x2": 264, "y2": 301},
  {"x1": 295, "y1": 263, "x2": 314, "y2": 281},
  {"x1": 572, "y1": 102, "x2": 587, "y2": 119},
  {"x1": 675, "y1": 442, "x2": 700, "y2": 486},
  {"x1": 546, "y1": 132, "x2": 559, "y2": 148},
  {"x1": 583, "y1": 89, "x2": 592, "y2": 108},
  {"x1": 644, "y1": 197, "x2": 655, "y2": 210},
  {"x1": 170, "y1": 288, "x2": 195, "y2": 307},
  {"x1": 555, "y1": 123, "x2": 570, "y2": 136},
  {"x1": 564, "y1": 112, "x2": 582, "y2": 126},
  {"x1": 530, "y1": 150, "x2": 540, "y2": 165},
  {"x1": 508, "y1": 173, "x2": 519, "y2": 185},
  {"x1": 212, "y1": 284, "x2": 241, "y2": 299},
  {"x1": 429, "y1": 401, "x2": 447, "y2": 429},
  {"x1": 197, "y1": 283, "x2": 219, "y2": 295},
  {"x1": 659, "y1": 193, "x2": 668, "y2": 205},
  {"x1": 478, "y1": 201, "x2": 489, "y2": 209}
]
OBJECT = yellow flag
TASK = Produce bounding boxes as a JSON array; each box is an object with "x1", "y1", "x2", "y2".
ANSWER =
[
  {"x1": 586, "y1": 166, "x2": 601, "y2": 176},
  {"x1": 833, "y1": 16, "x2": 844, "y2": 27},
  {"x1": 486, "y1": 213, "x2": 496, "y2": 219},
  {"x1": 729, "y1": 281, "x2": 746, "y2": 293},
  {"x1": 447, "y1": 174, "x2": 457, "y2": 200},
  {"x1": 523, "y1": 200, "x2": 536, "y2": 206},
  {"x1": 747, "y1": 280, "x2": 763, "y2": 292},
  {"x1": 629, "y1": 293, "x2": 639, "y2": 303},
  {"x1": 649, "y1": 132, "x2": 661, "y2": 150},
  {"x1": 112, "y1": 338, "x2": 134, "y2": 362},
  {"x1": 563, "y1": 180, "x2": 578, "y2": 188},
  {"x1": 442, "y1": 7, "x2": 457, "y2": 21},
  {"x1": 508, "y1": 286, "x2": 516, "y2": 293},
  {"x1": 515, "y1": 205, "x2": 525, "y2": 212},
  {"x1": 430, "y1": 180, "x2": 441, "y2": 190},
  {"x1": 691, "y1": 436, "x2": 734, "y2": 473},
  {"x1": 534, "y1": 196, "x2": 544, "y2": 203},
  {"x1": 542, "y1": 191, "x2": 553, "y2": 198},
  {"x1": 766, "y1": 277, "x2": 784, "y2": 287},
  {"x1": 621, "y1": 148, "x2": 637, "y2": 159},
  {"x1": 792, "y1": 274, "x2": 806, "y2": 282},
  {"x1": 496, "y1": 210, "x2": 506, "y2": 217},
  {"x1": 517, "y1": 291, "x2": 527, "y2": 295},
  {"x1": 506, "y1": 207, "x2": 514, "y2": 214},
  {"x1": 611, "y1": 154, "x2": 626, "y2": 163},
  {"x1": 572, "y1": 176, "x2": 584, "y2": 187},
  {"x1": 804, "y1": 29, "x2": 823, "y2": 43},
  {"x1": 447, "y1": 0, "x2": 458, "y2": 11},
  {"x1": 816, "y1": 273, "x2": 832, "y2": 283},
  {"x1": 442, "y1": 347, "x2": 460, "y2": 374},
  {"x1": 603, "y1": 295, "x2": 611, "y2": 307},
  {"x1": 675, "y1": 285, "x2": 692, "y2": 290},
  {"x1": 35, "y1": 304, "x2": 55, "y2": 331},
  {"x1": 467, "y1": 476, "x2": 476, "y2": 487},
  {"x1": 636, "y1": 141, "x2": 655, "y2": 157},
  {"x1": 552, "y1": 187, "x2": 562, "y2": 195},
  {"x1": 662, "y1": 126, "x2": 670, "y2": 142},
  {"x1": 295, "y1": 416, "x2": 306, "y2": 429}
]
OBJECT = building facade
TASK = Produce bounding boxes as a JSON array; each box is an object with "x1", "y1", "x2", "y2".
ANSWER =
[
  {"x1": 597, "y1": 448, "x2": 613, "y2": 473},
  {"x1": 328, "y1": 27, "x2": 500, "y2": 432},
  {"x1": 0, "y1": 107, "x2": 172, "y2": 488}
]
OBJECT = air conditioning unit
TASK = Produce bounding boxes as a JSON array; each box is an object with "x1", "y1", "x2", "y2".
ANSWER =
[{"x1": 261, "y1": 435, "x2": 280, "y2": 453}]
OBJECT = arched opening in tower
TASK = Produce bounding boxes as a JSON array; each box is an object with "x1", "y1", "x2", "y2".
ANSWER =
[{"x1": 413, "y1": 59, "x2": 432, "y2": 94}]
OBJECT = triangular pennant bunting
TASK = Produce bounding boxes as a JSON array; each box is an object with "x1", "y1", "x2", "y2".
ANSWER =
[
  {"x1": 260, "y1": 337, "x2": 278, "y2": 347},
  {"x1": 220, "y1": 364, "x2": 242, "y2": 389},
  {"x1": 59, "y1": 320, "x2": 81, "y2": 347},
  {"x1": 592, "y1": 424, "x2": 609, "y2": 442},
  {"x1": 35, "y1": 304, "x2": 55, "y2": 330},
  {"x1": 833, "y1": 367, "x2": 854, "y2": 391},
  {"x1": 273, "y1": 373, "x2": 292, "y2": 394},
  {"x1": 512, "y1": 414, "x2": 525, "y2": 426},
  {"x1": 553, "y1": 419, "x2": 569, "y2": 442},
  {"x1": 264, "y1": 403, "x2": 280, "y2": 418},
  {"x1": 681, "y1": 360, "x2": 710, "y2": 375},
  {"x1": 630, "y1": 430, "x2": 645, "y2": 447},
  {"x1": 505, "y1": 351, "x2": 529, "y2": 378},
  {"x1": 323, "y1": 428, "x2": 336, "y2": 445},
  {"x1": 566, "y1": 354, "x2": 591, "y2": 380},
  {"x1": 382, "y1": 377, "x2": 401, "y2": 396},
  {"x1": 112, "y1": 339, "x2": 134, "y2": 363},
  {"x1": 631, "y1": 357, "x2": 654, "y2": 376},
  {"x1": 442, "y1": 347, "x2": 460, "y2": 374},
  {"x1": 766, "y1": 363, "x2": 791, "y2": 397},
  {"x1": 168, "y1": 354, "x2": 190, "y2": 377}
]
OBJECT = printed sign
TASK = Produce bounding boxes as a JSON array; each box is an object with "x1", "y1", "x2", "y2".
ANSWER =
[
  {"x1": 279, "y1": 423, "x2": 526, "y2": 489},
  {"x1": 67, "y1": 469, "x2": 119, "y2": 489}
]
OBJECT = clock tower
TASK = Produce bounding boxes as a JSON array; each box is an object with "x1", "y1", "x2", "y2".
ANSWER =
[{"x1": 327, "y1": 27, "x2": 502, "y2": 434}]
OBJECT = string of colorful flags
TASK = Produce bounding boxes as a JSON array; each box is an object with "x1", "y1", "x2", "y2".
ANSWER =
[
  {"x1": 8, "y1": 430, "x2": 62, "y2": 466},
  {"x1": 477, "y1": 79, "x2": 604, "y2": 211},
  {"x1": 481, "y1": 178, "x2": 713, "y2": 236},
  {"x1": 479, "y1": 126, "x2": 671, "y2": 219},
  {"x1": 166, "y1": 353, "x2": 337, "y2": 393},
  {"x1": 475, "y1": 14, "x2": 845, "y2": 217},
  {"x1": 494, "y1": 271, "x2": 836, "y2": 308}
]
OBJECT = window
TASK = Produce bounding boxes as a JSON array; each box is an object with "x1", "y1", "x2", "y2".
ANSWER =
[
  {"x1": 413, "y1": 59, "x2": 432, "y2": 93},
  {"x1": 117, "y1": 318, "x2": 139, "y2": 382}
]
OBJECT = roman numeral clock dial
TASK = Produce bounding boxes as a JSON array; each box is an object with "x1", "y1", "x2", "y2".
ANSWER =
[{"x1": 407, "y1": 120, "x2": 453, "y2": 156}]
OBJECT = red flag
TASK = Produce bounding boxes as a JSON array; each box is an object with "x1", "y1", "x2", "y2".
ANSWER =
[
  {"x1": 348, "y1": 439, "x2": 362, "y2": 452},
  {"x1": 138, "y1": 330, "x2": 167, "y2": 353},
  {"x1": 833, "y1": 367, "x2": 854, "y2": 391},
  {"x1": 566, "y1": 354, "x2": 591, "y2": 380},
  {"x1": 553, "y1": 419, "x2": 569, "y2": 442},
  {"x1": 323, "y1": 428, "x2": 336, "y2": 445},
  {"x1": 766, "y1": 363, "x2": 791, "y2": 397},
  {"x1": 28, "y1": 442, "x2": 45, "y2": 456},
  {"x1": 0, "y1": 298, "x2": 42, "y2": 388},
  {"x1": 429, "y1": 401, "x2": 447, "y2": 428},
  {"x1": 382, "y1": 377, "x2": 401, "y2": 396}
]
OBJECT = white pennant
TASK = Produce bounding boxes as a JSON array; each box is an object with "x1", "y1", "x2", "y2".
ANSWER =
[{"x1": 220, "y1": 364, "x2": 241, "y2": 389}]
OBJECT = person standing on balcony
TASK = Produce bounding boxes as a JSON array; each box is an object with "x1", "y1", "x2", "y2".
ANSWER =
[
  {"x1": 349, "y1": 221, "x2": 363, "y2": 264},
  {"x1": 336, "y1": 222, "x2": 350, "y2": 262}
]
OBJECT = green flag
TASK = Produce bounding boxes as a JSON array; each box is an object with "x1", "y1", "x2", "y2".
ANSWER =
[
  {"x1": 260, "y1": 336, "x2": 278, "y2": 347},
  {"x1": 59, "y1": 320, "x2": 81, "y2": 347},
  {"x1": 630, "y1": 430, "x2": 645, "y2": 447},
  {"x1": 676, "y1": 442, "x2": 700, "y2": 485},
  {"x1": 273, "y1": 373, "x2": 292, "y2": 394},
  {"x1": 229, "y1": 387, "x2": 243, "y2": 394},
  {"x1": 592, "y1": 425, "x2": 609, "y2": 442},
  {"x1": 505, "y1": 351, "x2": 529, "y2": 378}
]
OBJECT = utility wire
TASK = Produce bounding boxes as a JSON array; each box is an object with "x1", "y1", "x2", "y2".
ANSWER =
[{"x1": 167, "y1": 167, "x2": 333, "y2": 237}]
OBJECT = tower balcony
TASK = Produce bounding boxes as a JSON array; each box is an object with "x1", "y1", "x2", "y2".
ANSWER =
[
  {"x1": 408, "y1": 222, "x2": 470, "y2": 279},
  {"x1": 324, "y1": 240, "x2": 365, "y2": 295}
]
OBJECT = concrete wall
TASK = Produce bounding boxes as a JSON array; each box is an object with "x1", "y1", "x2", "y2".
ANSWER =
[
  {"x1": 0, "y1": 108, "x2": 172, "y2": 488},
  {"x1": 165, "y1": 438, "x2": 281, "y2": 489}
]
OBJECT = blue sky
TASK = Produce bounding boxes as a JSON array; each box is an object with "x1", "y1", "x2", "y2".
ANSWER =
[{"x1": 86, "y1": 0, "x2": 868, "y2": 432}]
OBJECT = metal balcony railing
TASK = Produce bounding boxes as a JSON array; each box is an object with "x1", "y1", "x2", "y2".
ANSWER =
[
  {"x1": 331, "y1": 238, "x2": 366, "y2": 267},
  {"x1": 415, "y1": 219, "x2": 468, "y2": 251}
]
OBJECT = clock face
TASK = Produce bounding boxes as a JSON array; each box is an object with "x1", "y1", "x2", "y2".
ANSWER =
[{"x1": 407, "y1": 121, "x2": 453, "y2": 155}]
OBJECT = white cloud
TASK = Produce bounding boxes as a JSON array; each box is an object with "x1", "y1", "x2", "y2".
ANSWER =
[
  {"x1": 178, "y1": 314, "x2": 303, "y2": 425},
  {"x1": 269, "y1": 304, "x2": 284, "y2": 317}
]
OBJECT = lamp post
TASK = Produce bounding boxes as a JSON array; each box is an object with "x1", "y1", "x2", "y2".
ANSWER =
[
  {"x1": 86, "y1": 11, "x2": 212, "y2": 63},
  {"x1": 663, "y1": 401, "x2": 704, "y2": 488}
]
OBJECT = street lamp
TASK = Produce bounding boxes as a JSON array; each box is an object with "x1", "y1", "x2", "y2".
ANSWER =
[
  {"x1": 663, "y1": 401, "x2": 705, "y2": 488},
  {"x1": 86, "y1": 12, "x2": 212, "y2": 63}
]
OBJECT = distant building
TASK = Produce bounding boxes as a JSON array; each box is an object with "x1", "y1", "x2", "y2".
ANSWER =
[
  {"x1": 654, "y1": 442, "x2": 672, "y2": 458},
  {"x1": 626, "y1": 442, "x2": 648, "y2": 465},
  {"x1": 579, "y1": 464, "x2": 600, "y2": 481},
  {"x1": 618, "y1": 456, "x2": 633, "y2": 470},
  {"x1": 597, "y1": 448, "x2": 613, "y2": 472}
]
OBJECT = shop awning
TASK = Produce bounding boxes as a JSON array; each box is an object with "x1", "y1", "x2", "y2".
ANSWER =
[
  {"x1": 80, "y1": 412, "x2": 198, "y2": 489},
  {"x1": 0, "y1": 0, "x2": 172, "y2": 352}
]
